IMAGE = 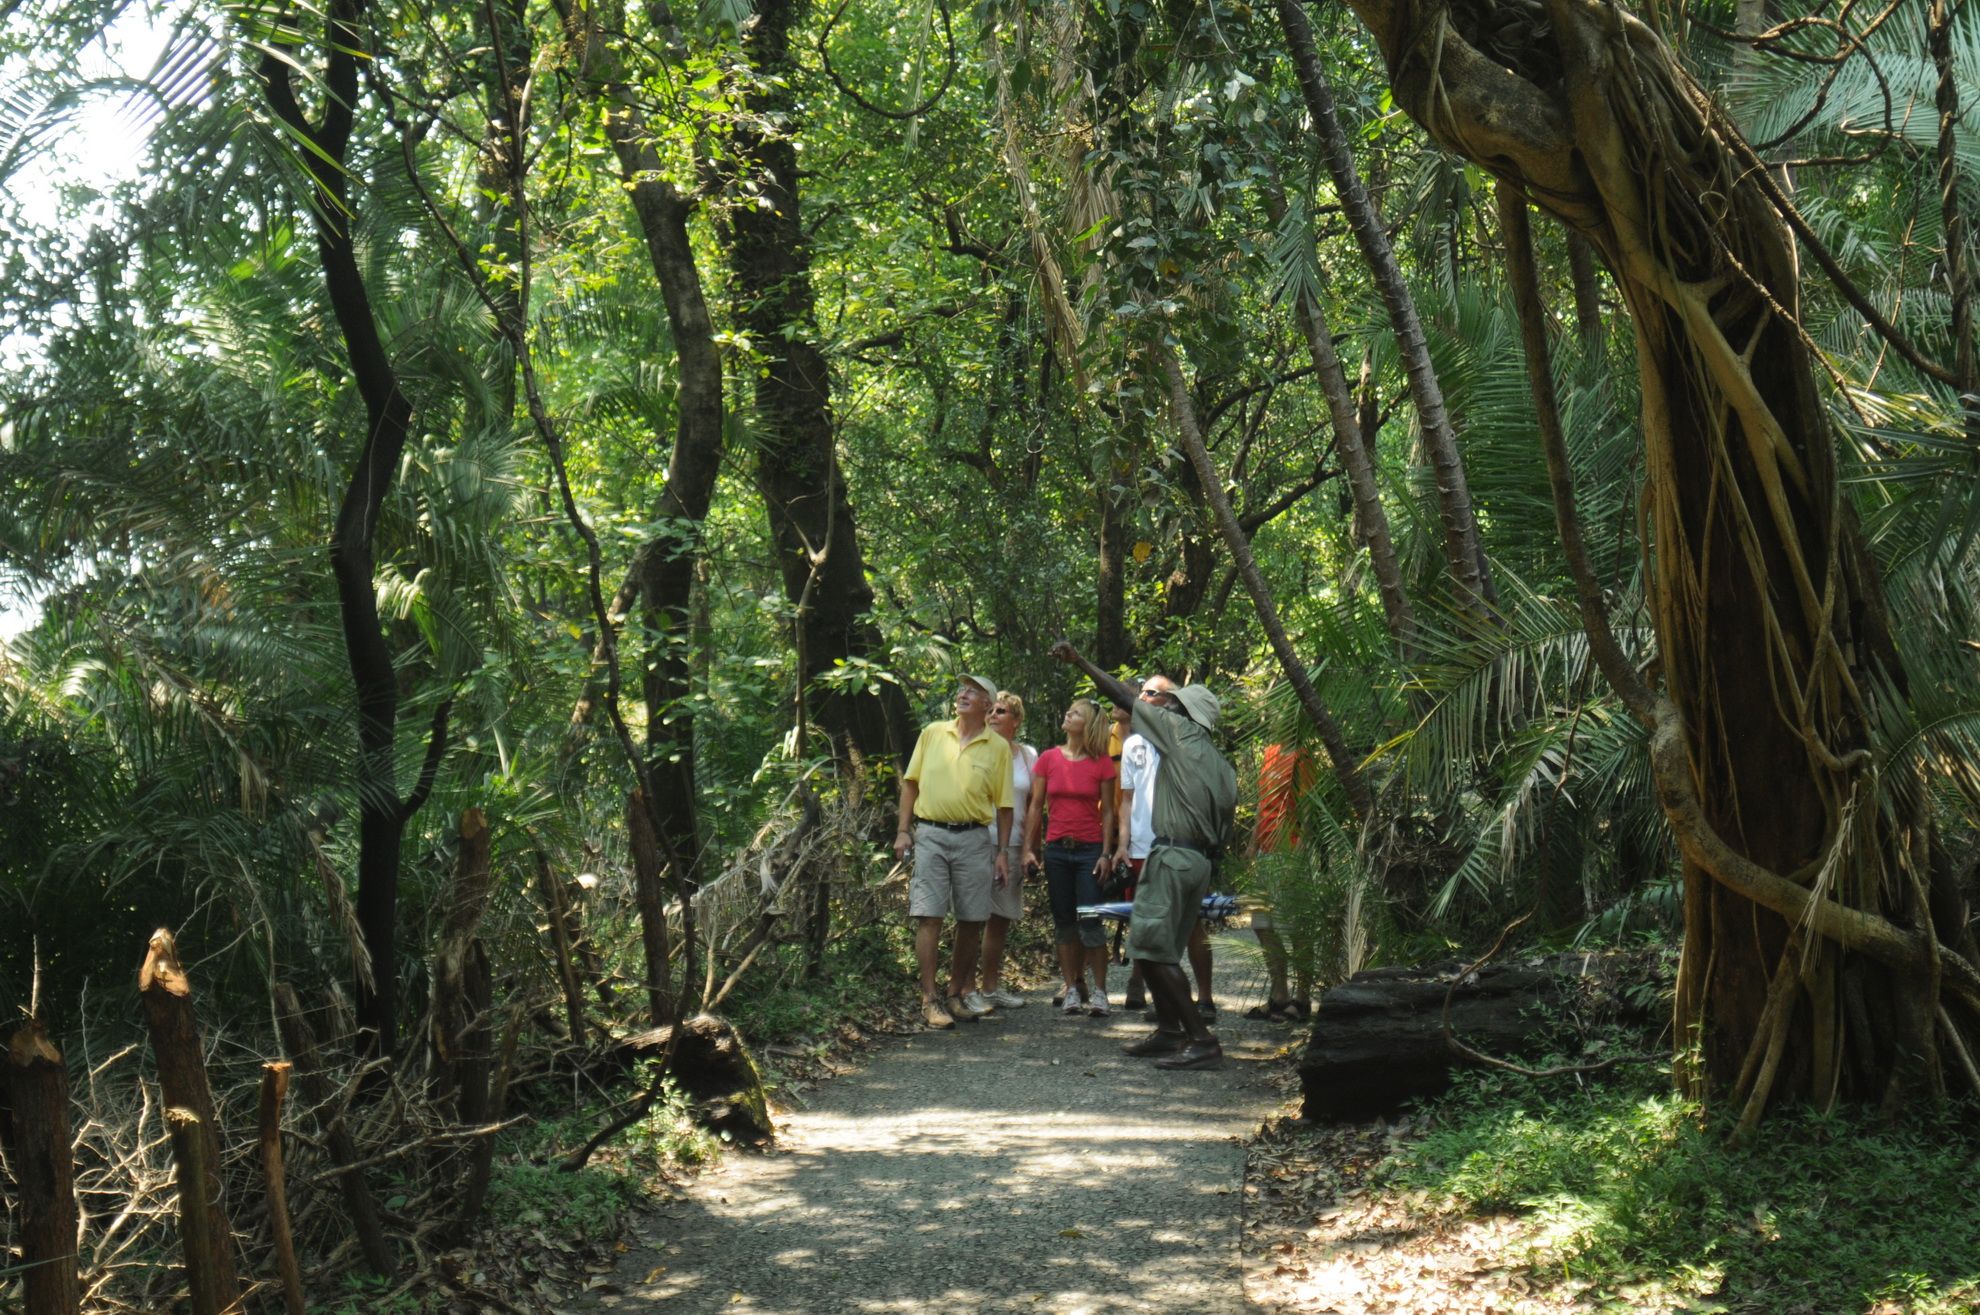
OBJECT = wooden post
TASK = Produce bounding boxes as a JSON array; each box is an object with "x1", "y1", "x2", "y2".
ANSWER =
[
  {"x1": 1, "y1": 1022, "x2": 81, "y2": 1315},
  {"x1": 626, "y1": 788, "x2": 675, "y2": 1027},
  {"x1": 533, "y1": 850, "x2": 590, "y2": 1046},
  {"x1": 138, "y1": 931, "x2": 242, "y2": 1315},
  {"x1": 271, "y1": 984, "x2": 395, "y2": 1276},
  {"x1": 257, "y1": 1063, "x2": 306, "y2": 1315}
]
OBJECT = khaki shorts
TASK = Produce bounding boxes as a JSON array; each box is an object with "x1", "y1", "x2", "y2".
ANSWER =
[
  {"x1": 988, "y1": 842, "x2": 1024, "y2": 922},
  {"x1": 1126, "y1": 846, "x2": 1213, "y2": 965},
  {"x1": 909, "y1": 823, "x2": 994, "y2": 923}
]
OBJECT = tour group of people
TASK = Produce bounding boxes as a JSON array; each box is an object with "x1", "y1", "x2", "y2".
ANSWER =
[{"x1": 892, "y1": 639, "x2": 1237, "y2": 1071}]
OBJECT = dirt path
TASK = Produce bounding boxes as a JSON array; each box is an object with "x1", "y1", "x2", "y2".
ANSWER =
[{"x1": 582, "y1": 938, "x2": 1284, "y2": 1314}]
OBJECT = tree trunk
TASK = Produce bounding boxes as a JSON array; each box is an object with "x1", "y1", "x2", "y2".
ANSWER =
[
  {"x1": 137, "y1": 932, "x2": 242, "y2": 1314},
  {"x1": 1157, "y1": 343, "x2": 1375, "y2": 822},
  {"x1": 1338, "y1": 0, "x2": 1980, "y2": 1113},
  {"x1": 431, "y1": 807, "x2": 493, "y2": 1118},
  {"x1": 1276, "y1": 0, "x2": 1495, "y2": 618},
  {"x1": 255, "y1": 1063, "x2": 306, "y2": 1315},
  {"x1": 1261, "y1": 184, "x2": 1415, "y2": 653},
  {"x1": 726, "y1": 0, "x2": 914, "y2": 767},
  {"x1": 534, "y1": 851, "x2": 591, "y2": 1047},
  {"x1": 559, "y1": 0, "x2": 725, "y2": 890},
  {"x1": 1095, "y1": 464, "x2": 1132, "y2": 670},
  {"x1": 259, "y1": 0, "x2": 449, "y2": 1057},
  {"x1": 627, "y1": 787, "x2": 678, "y2": 1027},
  {"x1": 1564, "y1": 232, "x2": 1606, "y2": 364},
  {"x1": 2, "y1": 1022, "x2": 80, "y2": 1315}
]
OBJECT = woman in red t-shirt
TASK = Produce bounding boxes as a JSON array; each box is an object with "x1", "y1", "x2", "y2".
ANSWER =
[{"x1": 1023, "y1": 698, "x2": 1118, "y2": 1016}]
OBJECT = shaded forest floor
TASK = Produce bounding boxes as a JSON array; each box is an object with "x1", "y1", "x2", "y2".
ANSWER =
[{"x1": 1240, "y1": 1059, "x2": 1980, "y2": 1315}]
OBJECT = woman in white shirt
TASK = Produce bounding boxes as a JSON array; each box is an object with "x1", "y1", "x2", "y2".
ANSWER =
[{"x1": 976, "y1": 691, "x2": 1038, "y2": 1010}]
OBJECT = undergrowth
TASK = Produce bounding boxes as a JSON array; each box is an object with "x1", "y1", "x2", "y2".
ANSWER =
[{"x1": 1383, "y1": 1066, "x2": 1980, "y2": 1312}]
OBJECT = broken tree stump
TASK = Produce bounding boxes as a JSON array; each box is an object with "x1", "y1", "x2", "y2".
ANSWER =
[
  {"x1": 623, "y1": 1014, "x2": 773, "y2": 1145},
  {"x1": 138, "y1": 930, "x2": 243, "y2": 1315},
  {"x1": 1, "y1": 1021, "x2": 81, "y2": 1315},
  {"x1": 257, "y1": 1062, "x2": 306, "y2": 1315}
]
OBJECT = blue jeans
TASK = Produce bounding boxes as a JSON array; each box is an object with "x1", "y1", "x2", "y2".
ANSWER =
[{"x1": 1044, "y1": 840, "x2": 1106, "y2": 949}]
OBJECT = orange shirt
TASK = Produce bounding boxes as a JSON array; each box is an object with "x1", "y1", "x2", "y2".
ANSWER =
[{"x1": 1256, "y1": 744, "x2": 1312, "y2": 853}]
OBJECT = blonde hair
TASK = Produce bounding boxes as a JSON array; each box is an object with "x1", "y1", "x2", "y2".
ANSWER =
[
  {"x1": 1069, "y1": 698, "x2": 1108, "y2": 758},
  {"x1": 995, "y1": 691, "x2": 1026, "y2": 726}
]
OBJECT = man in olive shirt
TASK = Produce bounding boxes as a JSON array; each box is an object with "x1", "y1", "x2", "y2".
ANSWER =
[
  {"x1": 1051, "y1": 640, "x2": 1236, "y2": 1069},
  {"x1": 896, "y1": 674, "x2": 1015, "y2": 1030}
]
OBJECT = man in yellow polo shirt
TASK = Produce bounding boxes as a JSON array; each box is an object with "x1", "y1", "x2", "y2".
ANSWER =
[{"x1": 895, "y1": 674, "x2": 1014, "y2": 1029}]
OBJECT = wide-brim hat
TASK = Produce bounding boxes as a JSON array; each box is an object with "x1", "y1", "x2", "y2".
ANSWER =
[
  {"x1": 960, "y1": 673, "x2": 998, "y2": 701},
  {"x1": 1172, "y1": 684, "x2": 1221, "y2": 731}
]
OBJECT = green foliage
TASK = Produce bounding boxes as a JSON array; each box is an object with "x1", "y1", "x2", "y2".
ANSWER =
[
  {"x1": 619, "y1": 1073, "x2": 722, "y2": 1169},
  {"x1": 1386, "y1": 1069, "x2": 1980, "y2": 1312},
  {"x1": 485, "y1": 1162, "x2": 642, "y2": 1239},
  {"x1": 723, "y1": 920, "x2": 913, "y2": 1043}
]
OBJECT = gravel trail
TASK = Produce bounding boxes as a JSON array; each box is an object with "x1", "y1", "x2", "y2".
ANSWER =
[{"x1": 585, "y1": 942, "x2": 1282, "y2": 1315}]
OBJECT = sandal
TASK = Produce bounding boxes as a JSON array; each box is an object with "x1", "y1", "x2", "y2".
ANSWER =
[{"x1": 1245, "y1": 1001, "x2": 1293, "y2": 1021}]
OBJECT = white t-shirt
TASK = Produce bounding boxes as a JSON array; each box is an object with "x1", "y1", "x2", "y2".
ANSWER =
[
  {"x1": 989, "y1": 742, "x2": 1037, "y2": 847},
  {"x1": 1117, "y1": 732, "x2": 1160, "y2": 859}
]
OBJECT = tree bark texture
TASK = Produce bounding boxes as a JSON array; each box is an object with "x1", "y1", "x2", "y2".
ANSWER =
[
  {"x1": 255, "y1": 1063, "x2": 307, "y2": 1315},
  {"x1": 727, "y1": 0, "x2": 915, "y2": 767},
  {"x1": 1, "y1": 1022, "x2": 81, "y2": 1315},
  {"x1": 260, "y1": 0, "x2": 449, "y2": 1057},
  {"x1": 431, "y1": 807, "x2": 493, "y2": 1119},
  {"x1": 1275, "y1": 0, "x2": 1495, "y2": 618},
  {"x1": 137, "y1": 932, "x2": 242, "y2": 1314},
  {"x1": 1335, "y1": 0, "x2": 1980, "y2": 1110},
  {"x1": 627, "y1": 787, "x2": 678, "y2": 1026}
]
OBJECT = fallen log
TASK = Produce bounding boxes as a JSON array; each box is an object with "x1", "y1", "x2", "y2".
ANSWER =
[{"x1": 1300, "y1": 952, "x2": 1667, "y2": 1122}]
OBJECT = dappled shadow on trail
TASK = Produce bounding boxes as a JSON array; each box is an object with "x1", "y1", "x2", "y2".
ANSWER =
[{"x1": 583, "y1": 935, "x2": 1283, "y2": 1315}]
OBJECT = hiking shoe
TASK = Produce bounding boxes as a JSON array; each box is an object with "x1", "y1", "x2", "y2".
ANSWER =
[
  {"x1": 984, "y1": 987, "x2": 1027, "y2": 1009},
  {"x1": 922, "y1": 999, "x2": 956, "y2": 1029},
  {"x1": 946, "y1": 993, "x2": 984, "y2": 1022},
  {"x1": 1123, "y1": 1028, "x2": 1188, "y2": 1057},
  {"x1": 1154, "y1": 1041, "x2": 1224, "y2": 1071},
  {"x1": 1061, "y1": 986, "x2": 1085, "y2": 1016},
  {"x1": 961, "y1": 990, "x2": 997, "y2": 1018},
  {"x1": 1088, "y1": 988, "x2": 1110, "y2": 1017},
  {"x1": 1195, "y1": 999, "x2": 1218, "y2": 1022}
]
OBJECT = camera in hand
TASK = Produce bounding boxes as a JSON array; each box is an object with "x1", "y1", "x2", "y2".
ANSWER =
[{"x1": 1098, "y1": 860, "x2": 1135, "y2": 901}]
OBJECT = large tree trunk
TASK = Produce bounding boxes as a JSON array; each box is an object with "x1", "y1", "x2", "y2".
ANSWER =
[
  {"x1": 260, "y1": 0, "x2": 448, "y2": 1058},
  {"x1": 726, "y1": 0, "x2": 914, "y2": 767},
  {"x1": 1334, "y1": 0, "x2": 1980, "y2": 1114}
]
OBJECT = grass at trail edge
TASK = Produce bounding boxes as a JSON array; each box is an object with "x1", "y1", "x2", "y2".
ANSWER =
[{"x1": 1379, "y1": 1066, "x2": 1980, "y2": 1313}]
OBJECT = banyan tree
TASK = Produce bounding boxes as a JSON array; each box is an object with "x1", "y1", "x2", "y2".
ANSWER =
[{"x1": 1316, "y1": 0, "x2": 1980, "y2": 1118}]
